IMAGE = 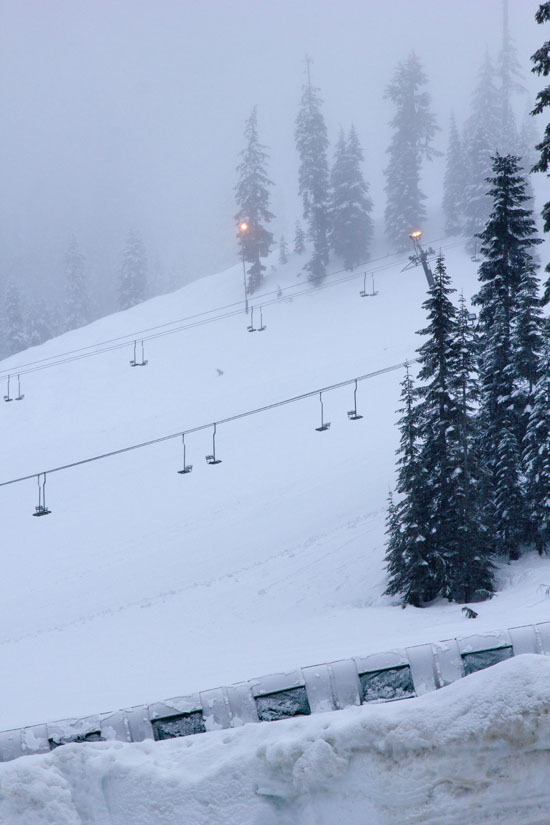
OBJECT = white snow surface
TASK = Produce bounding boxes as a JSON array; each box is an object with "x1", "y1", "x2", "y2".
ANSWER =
[
  {"x1": 0, "y1": 655, "x2": 549, "y2": 825},
  {"x1": 0, "y1": 242, "x2": 549, "y2": 737}
]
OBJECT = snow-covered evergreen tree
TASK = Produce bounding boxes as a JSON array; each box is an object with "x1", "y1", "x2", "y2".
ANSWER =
[
  {"x1": 64, "y1": 237, "x2": 89, "y2": 330},
  {"x1": 531, "y1": 1, "x2": 550, "y2": 300},
  {"x1": 512, "y1": 251, "x2": 544, "y2": 439},
  {"x1": 278, "y1": 236, "x2": 288, "y2": 266},
  {"x1": 447, "y1": 293, "x2": 494, "y2": 600},
  {"x1": 523, "y1": 333, "x2": 550, "y2": 554},
  {"x1": 463, "y1": 53, "x2": 500, "y2": 251},
  {"x1": 384, "y1": 364, "x2": 433, "y2": 606},
  {"x1": 415, "y1": 257, "x2": 461, "y2": 601},
  {"x1": 235, "y1": 106, "x2": 274, "y2": 295},
  {"x1": 293, "y1": 220, "x2": 306, "y2": 255},
  {"x1": 417, "y1": 256, "x2": 492, "y2": 601},
  {"x1": 329, "y1": 125, "x2": 373, "y2": 269},
  {"x1": 119, "y1": 229, "x2": 147, "y2": 310},
  {"x1": 442, "y1": 114, "x2": 465, "y2": 236},
  {"x1": 5, "y1": 281, "x2": 28, "y2": 356},
  {"x1": 295, "y1": 67, "x2": 330, "y2": 282},
  {"x1": 473, "y1": 154, "x2": 541, "y2": 559},
  {"x1": 384, "y1": 52, "x2": 439, "y2": 251}
]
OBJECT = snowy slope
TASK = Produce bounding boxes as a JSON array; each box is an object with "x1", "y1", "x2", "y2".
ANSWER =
[
  {"x1": 0, "y1": 655, "x2": 549, "y2": 825},
  {"x1": 0, "y1": 241, "x2": 549, "y2": 732}
]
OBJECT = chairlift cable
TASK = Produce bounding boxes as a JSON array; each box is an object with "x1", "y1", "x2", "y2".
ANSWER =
[
  {"x1": 0, "y1": 358, "x2": 419, "y2": 491},
  {"x1": 0, "y1": 238, "x2": 461, "y2": 383}
]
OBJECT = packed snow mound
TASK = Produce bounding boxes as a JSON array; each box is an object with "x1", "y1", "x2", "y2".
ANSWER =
[{"x1": 0, "y1": 654, "x2": 548, "y2": 825}]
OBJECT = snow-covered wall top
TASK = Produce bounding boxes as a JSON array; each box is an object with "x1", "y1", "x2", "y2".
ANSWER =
[{"x1": 1, "y1": 621, "x2": 548, "y2": 764}]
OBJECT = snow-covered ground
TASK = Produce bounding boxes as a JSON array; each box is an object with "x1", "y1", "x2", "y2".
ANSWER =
[
  {"x1": 0, "y1": 654, "x2": 548, "y2": 825},
  {"x1": 0, "y1": 241, "x2": 549, "y2": 735}
]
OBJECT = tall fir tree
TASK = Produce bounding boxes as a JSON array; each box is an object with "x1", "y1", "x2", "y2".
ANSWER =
[
  {"x1": 293, "y1": 220, "x2": 306, "y2": 254},
  {"x1": 496, "y1": 0, "x2": 525, "y2": 155},
  {"x1": 384, "y1": 364, "x2": 433, "y2": 606},
  {"x1": 442, "y1": 114, "x2": 465, "y2": 236},
  {"x1": 463, "y1": 53, "x2": 500, "y2": 252},
  {"x1": 417, "y1": 256, "x2": 492, "y2": 601},
  {"x1": 523, "y1": 332, "x2": 550, "y2": 555},
  {"x1": 295, "y1": 62, "x2": 330, "y2": 282},
  {"x1": 235, "y1": 106, "x2": 274, "y2": 295},
  {"x1": 473, "y1": 154, "x2": 541, "y2": 559},
  {"x1": 448, "y1": 294, "x2": 494, "y2": 601},
  {"x1": 465, "y1": 51, "x2": 500, "y2": 153},
  {"x1": 512, "y1": 248, "x2": 544, "y2": 440},
  {"x1": 64, "y1": 237, "x2": 89, "y2": 331},
  {"x1": 531, "y1": 1, "x2": 550, "y2": 300},
  {"x1": 329, "y1": 125, "x2": 373, "y2": 269},
  {"x1": 415, "y1": 256, "x2": 461, "y2": 601},
  {"x1": 5, "y1": 281, "x2": 27, "y2": 356},
  {"x1": 384, "y1": 52, "x2": 439, "y2": 251},
  {"x1": 120, "y1": 229, "x2": 147, "y2": 311},
  {"x1": 386, "y1": 264, "x2": 494, "y2": 605},
  {"x1": 517, "y1": 107, "x2": 538, "y2": 203}
]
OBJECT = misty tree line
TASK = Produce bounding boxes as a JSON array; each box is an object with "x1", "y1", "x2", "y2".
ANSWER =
[
  {"x1": 2, "y1": 230, "x2": 181, "y2": 360},
  {"x1": 385, "y1": 2, "x2": 550, "y2": 607},
  {"x1": 1, "y1": 3, "x2": 546, "y2": 367},
  {"x1": 235, "y1": 4, "x2": 536, "y2": 296}
]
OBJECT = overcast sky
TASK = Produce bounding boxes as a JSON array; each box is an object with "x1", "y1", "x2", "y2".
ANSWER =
[{"x1": 0, "y1": 0, "x2": 544, "y2": 292}]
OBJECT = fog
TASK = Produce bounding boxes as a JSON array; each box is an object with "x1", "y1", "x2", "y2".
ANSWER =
[{"x1": 0, "y1": 0, "x2": 544, "y2": 326}]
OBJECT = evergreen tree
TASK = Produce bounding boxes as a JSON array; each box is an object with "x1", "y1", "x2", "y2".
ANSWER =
[
  {"x1": 26, "y1": 299, "x2": 53, "y2": 347},
  {"x1": 463, "y1": 54, "x2": 500, "y2": 251},
  {"x1": 5, "y1": 281, "x2": 27, "y2": 356},
  {"x1": 462, "y1": 126, "x2": 494, "y2": 254},
  {"x1": 442, "y1": 114, "x2": 465, "y2": 236},
  {"x1": 414, "y1": 256, "x2": 493, "y2": 601},
  {"x1": 278, "y1": 236, "x2": 288, "y2": 266},
  {"x1": 473, "y1": 154, "x2": 541, "y2": 559},
  {"x1": 448, "y1": 294, "x2": 494, "y2": 601},
  {"x1": 465, "y1": 51, "x2": 500, "y2": 153},
  {"x1": 531, "y1": 2, "x2": 550, "y2": 299},
  {"x1": 523, "y1": 333, "x2": 550, "y2": 554},
  {"x1": 386, "y1": 264, "x2": 495, "y2": 605},
  {"x1": 120, "y1": 229, "x2": 147, "y2": 310},
  {"x1": 295, "y1": 66, "x2": 330, "y2": 282},
  {"x1": 384, "y1": 364, "x2": 433, "y2": 606},
  {"x1": 235, "y1": 106, "x2": 274, "y2": 294},
  {"x1": 517, "y1": 108, "x2": 538, "y2": 203},
  {"x1": 512, "y1": 251, "x2": 544, "y2": 438},
  {"x1": 384, "y1": 52, "x2": 439, "y2": 251},
  {"x1": 329, "y1": 125, "x2": 373, "y2": 269},
  {"x1": 496, "y1": 0, "x2": 525, "y2": 155},
  {"x1": 293, "y1": 220, "x2": 306, "y2": 254},
  {"x1": 64, "y1": 237, "x2": 89, "y2": 330}
]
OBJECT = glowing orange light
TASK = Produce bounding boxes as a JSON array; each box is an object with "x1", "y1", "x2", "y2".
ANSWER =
[
  {"x1": 410, "y1": 230, "x2": 422, "y2": 239},
  {"x1": 239, "y1": 221, "x2": 249, "y2": 232}
]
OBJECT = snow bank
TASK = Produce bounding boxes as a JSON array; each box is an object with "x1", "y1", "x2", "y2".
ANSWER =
[{"x1": 1, "y1": 654, "x2": 548, "y2": 825}]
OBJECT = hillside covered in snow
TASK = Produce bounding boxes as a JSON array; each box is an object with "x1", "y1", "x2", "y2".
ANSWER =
[{"x1": 0, "y1": 242, "x2": 549, "y2": 734}]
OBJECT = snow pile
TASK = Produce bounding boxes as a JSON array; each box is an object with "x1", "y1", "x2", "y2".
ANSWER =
[{"x1": 0, "y1": 654, "x2": 548, "y2": 825}]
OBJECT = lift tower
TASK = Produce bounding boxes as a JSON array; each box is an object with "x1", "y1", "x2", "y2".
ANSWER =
[{"x1": 404, "y1": 230, "x2": 435, "y2": 289}]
